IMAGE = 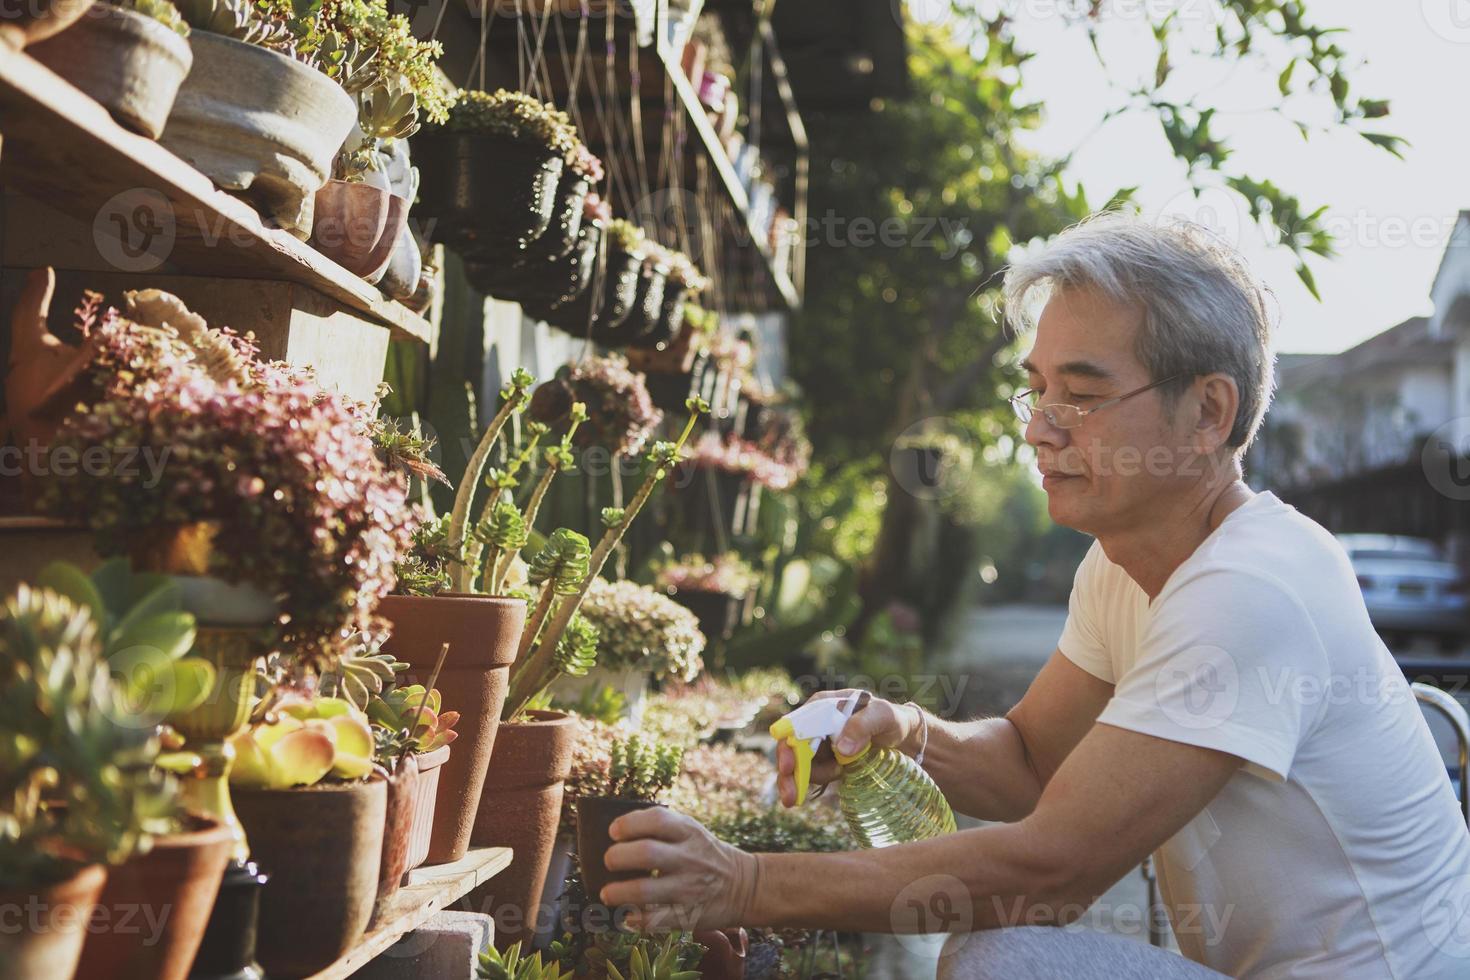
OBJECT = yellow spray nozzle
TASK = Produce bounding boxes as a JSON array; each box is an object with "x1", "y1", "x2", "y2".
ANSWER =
[
  {"x1": 769, "y1": 717, "x2": 817, "y2": 805},
  {"x1": 771, "y1": 695, "x2": 862, "y2": 806}
]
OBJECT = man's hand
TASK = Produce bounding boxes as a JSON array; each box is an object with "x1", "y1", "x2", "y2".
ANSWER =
[
  {"x1": 601, "y1": 807, "x2": 760, "y2": 932},
  {"x1": 776, "y1": 689, "x2": 919, "y2": 807}
]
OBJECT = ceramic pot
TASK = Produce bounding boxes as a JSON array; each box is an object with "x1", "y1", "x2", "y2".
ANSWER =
[
  {"x1": 0, "y1": 0, "x2": 91, "y2": 49},
  {"x1": 0, "y1": 864, "x2": 107, "y2": 980},
  {"x1": 373, "y1": 753, "x2": 418, "y2": 925},
  {"x1": 552, "y1": 665, "x2": 651, "y2": 725},
  {"x1": 74, "y1": 817, "x2": 232, "y2": 980},
  {"x1": 309, "y1": 180, "x2": 391, "y2": 277},
  {"x1": 377, "y1": 222, "x2": 424, "y2": 299},
  {"x1": 378, "y1": 593, "x2": 526, "y2": 864},
  {"x1": 413, "y1": 130, "x2": 564, "y2": 259},
  {"x1": 30, "y1": 4, "x2": 192, "y2": 138},
  {"x1": 576, "y1": 797, "x2": 664, "y2": 906},
  {"x1": 405, "y1": 743, "x2": 450, "y2": 874},
  {"x1": 160, "y1": 31, "x2": 356, "y2": 237},
  {"x1": 233, "y1": 779, "x2": 386, "y2": 978},
  {"x1": 467, "y1": 710, "x2": 576, "y2": 950}
]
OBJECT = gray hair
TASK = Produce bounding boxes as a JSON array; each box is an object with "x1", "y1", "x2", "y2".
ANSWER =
[{"x1": 1003, "y1": 212, "x2": 1276, "y2": 452}]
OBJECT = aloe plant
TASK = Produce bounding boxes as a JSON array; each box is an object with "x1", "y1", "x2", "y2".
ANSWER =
[
  {"x1": 477, "y1": 941, "x2": 572, "y2": 980},
  {"x1": 228, "y1": 697, "x2": 375, "y2": 788},
  {"x1": 36, "y1": 559, "x2": 214, "y2": 724}
]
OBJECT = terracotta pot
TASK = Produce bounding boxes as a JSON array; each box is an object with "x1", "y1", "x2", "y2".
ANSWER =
[
  {"x1": 695, "y1": 927, "x2": 749, "y2": 980},
  {"x1": 467, "y1": 710, "x2": 576, "y2": 950},
  {"x1": 405, "y1": 743, "x2": 450, "y2": 874},
  {"x1": 378, "y1": 593, "x2": 526, "y2": 864},
  {"x1": 75, "y1": 817, "x2": 232, "y2": 980},
  {"x1": 30, "y1": 4, "x2": 192, "y2": 139},
  {"x1": 412, "y1": 130, "x2": 564, "y2": 259},
  {"x1": 576, "y1": 797, "x2": 664, "y2": 906},
  {"x1": 233, "y1": 779, "x2": 386, "y2": 978},
  {"x1": 372, "y1": 753, "x2": 418, "y2": 926},
  {"x1": 0, "y1": 864, "x2": 107, "y2": 980},
  {"x1": 309, "y1": 180, "x2": 391, "y2": 276},
  {"x1": 0, "y1": 0, "x2": 91, "y2": 49},
  {"x1": 160, "y1": 31, "x2": 357, "y2": 237}
]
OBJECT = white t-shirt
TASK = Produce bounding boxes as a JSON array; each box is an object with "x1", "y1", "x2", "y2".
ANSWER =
[{"x1": 1058, "y1": 491, "x2": 1470, "y2": 979}]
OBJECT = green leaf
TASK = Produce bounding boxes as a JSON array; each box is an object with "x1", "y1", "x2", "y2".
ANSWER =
[
  {"x1": 163, "y1": 658, "x2": 215, "y2": 715},
  {"x1": 112, "y1": 611, "x2": 196, "y2": 662},
  {"x1": 1277, "y1": 59, "x2": 1295, "y2": 96},
  {"x1": 37, "y1": 562, "x2": 107, "y2": 631},
  {"x1": 1296, "y1": 262, "x2": 1321, "y2": 301},
  {"x1": 111, "y1": 581, "x2": 183, "y2": 641},
  {"x1": 1361, "y1": 132, "x2": 1407, "y2": 159}
]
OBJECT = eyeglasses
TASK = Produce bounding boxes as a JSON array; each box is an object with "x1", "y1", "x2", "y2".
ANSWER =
[{"x1": 1009, "y1": 374, "x2": 1187, "y2": 429}]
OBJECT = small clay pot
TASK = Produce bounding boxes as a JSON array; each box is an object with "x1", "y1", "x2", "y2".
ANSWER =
[
  {"x1": 467, "y1": 710, "x2": 576, "y2": 950},
  {"x1": 29, "y1": 4, "x2": 192, "y2": 139},
  {"x1": 75, "y1": 816, "x2": 233, "y2": 980},
  {"x1": 378, "y1": 593, "x2": 526, "y2": 865},
  {"x1": 372, "y1": 753, "x2": 418, "y2": 926},
  {"x1": 695, "y1": 927, "x2": 749, "y2": 980},
  {"x1": 405, "y1": 743, "x2": 450, "y2": 874},
  {"x1": 0, "y1": 864, "x2": 107, "y2": 980},
  {"x1": 310, "y1": 180, "x2": 391, "y2": 277},
  {"x1": 233, "y1": 779, "x2": 386, "y2": 978},
  {"x1": 576, "y1": 797, "x2": 665, "y2": 907}
]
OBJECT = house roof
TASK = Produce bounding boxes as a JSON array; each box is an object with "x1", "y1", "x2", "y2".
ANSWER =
[{"x1": 1278, "y1": 315, "x2": 1449, "y2": 390}]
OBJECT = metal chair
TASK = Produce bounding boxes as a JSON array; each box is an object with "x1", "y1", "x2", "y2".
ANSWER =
[{"x1": 1413, "y1": 682, "x2": 1470, "y2": 827}]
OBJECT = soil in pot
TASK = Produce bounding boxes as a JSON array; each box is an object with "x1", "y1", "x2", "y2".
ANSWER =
[
  {"x1": 74, "y1": 816, "x2": 233, "y2": 980},
  {"x1": 405, "y1": 743, "x2": 451, "y2": 875},
  {"x1": 309, "y1": 179, "x2": 391, "y2": 277},
  {"x1": 373, "y1": 752, "x2": 418, "y2": 926},
  {"x1": 413, "y1": 130, "x2": 564, "y2": 259},
  {"x1": 0, "y1": 864, "x2": 107, "y2": 980},
  {"x1": 576, "y1": 797, "x2": 666, "y2": 908},
  {"x1": 466, "y1": 710, "x2": 576, "y2": 950},
  {"x1": 233, "y1": 779, "x2": 386, "y2": 978},
  {"x1": 29, "y1": 4, "x2": 192, "y2": 139},
  {"x1": 160, "y1": 31, "x2": 356, "y2": 238},
  {"x1": 378, "y1": 593, "x2": 526, "y2": 865}
]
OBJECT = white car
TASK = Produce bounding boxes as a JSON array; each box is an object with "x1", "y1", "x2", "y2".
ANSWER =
[{"x1": 1338, "y1": 534, "x2": 1468, "y2": 651}]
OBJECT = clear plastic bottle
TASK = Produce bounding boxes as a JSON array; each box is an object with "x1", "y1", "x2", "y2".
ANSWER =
[{"x1": 835, "y1": 743, "x2": 956, "y2": 848}]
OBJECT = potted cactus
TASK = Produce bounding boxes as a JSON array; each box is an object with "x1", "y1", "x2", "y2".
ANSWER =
[
  {"x1": 226, "y1": 694, "x2": 386, "y2": 977},
  {"x1": 414, "y1": 89, "x2": 578, "y2": 261},
  {"x1": 574, "y1": 734, "x2": 683, "y2": 908},
  {"x1": 30, "y1": 0, "x2": 193, "y2": 139}
]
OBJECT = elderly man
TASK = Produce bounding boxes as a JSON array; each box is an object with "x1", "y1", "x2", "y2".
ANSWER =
[{"x1": 600, "y1": 214, "x2": 1470, "y2": 978}]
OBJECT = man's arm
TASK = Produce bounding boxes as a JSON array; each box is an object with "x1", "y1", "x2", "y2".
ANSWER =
[
  {"x1": 914, "y1": 650, "x2": 1113, "y2": 821},
  {"x1": 603, "y1": 721, "x2": 1240, "y2": 933}
]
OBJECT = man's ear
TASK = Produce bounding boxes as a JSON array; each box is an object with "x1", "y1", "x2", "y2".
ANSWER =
[{"x1": 1194, "y1": 373, "x2": 1240, "y2": 454}]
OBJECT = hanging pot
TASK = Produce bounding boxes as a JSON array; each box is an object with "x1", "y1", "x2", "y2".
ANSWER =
[
  {"x1": 577, "y1": 797, "x2": 665, "y2": 909},
  {"x1": 160, "y1": 32, "x2": 356, "y2": 238},
  {"x1": 0, "y1": 864, "x2": 107, "y2": 980},
  {"x1": 503, "y1": 220, "x2": 601, "y2": 312},
  {"x1": 547, "y1": 242, "x2": 642, "y2": 343},
  {"x1": 75, "y1": 817, "x2": 233, "y2": 980},
  {"x1": 520, "y1": 173, "x2": 590, "y2": 263},
  {"x1": 233, "y1": 779, "x2": 386, "y2": 978},
  {"x1": 29, "y1": 4, "x2": 192, "y2": 139},
  {"x1": 631, "y1": 281, "x2": 689, "y2": 350},
  {"x1": 372, "y1": 753, "x2": 418, "y2": 926},
  {"x1": 405, "y1": 743, "x2": 451, "y2": 874},
  {"x1": 378, "y1": 593, "x2": 526, "y2": 864},
  {"x1": 622, "y1": 261, "x2": 669, "y2": 340},
  {"x1": 467, "y1": 710, "x2": 576, "y2": 951},
  {"x1": 412, "y1": 129, "x2": 564, "y2": 259}
]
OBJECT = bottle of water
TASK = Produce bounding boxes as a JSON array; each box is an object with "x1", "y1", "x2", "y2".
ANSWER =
[
  {"x1": 770, "y1": 695, "x2": 956, "y2": 848},
  {"x1": 834, "y1": 743, "x2": 956, "y2": 847}
]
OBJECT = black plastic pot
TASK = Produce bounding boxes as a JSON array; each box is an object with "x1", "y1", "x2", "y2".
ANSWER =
[
  {"x1": 576, "y1": 797, "x2": 665, "y2": 908},
  {"x1": 631, "y1": 282, "x2": 689, "y2": 350},
  {"x1": 511, "y1": 221, "x2": 602, "y2": 313},
  {"x1": 643, "y1": 368, "x2": 700, "y2": 413},
  {"x1": 412, "y1": 129, "x2": 564, "y2": 260},
  {"x1": 622, "y1": 263, "x2": 669, "y2": 340},
  {"x1": 550, "y1": 245, "x2": 643, "y2": 343},
  {"x1": 468, "y1": 174, "x2": 591, "y2": 296}
]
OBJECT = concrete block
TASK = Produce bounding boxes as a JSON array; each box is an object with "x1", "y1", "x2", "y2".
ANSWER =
[{"x1": 354, "y1": 910, "x2": 494, "y2": 980}]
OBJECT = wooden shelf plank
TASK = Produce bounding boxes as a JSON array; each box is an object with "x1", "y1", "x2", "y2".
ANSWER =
[
  {"x1": 306, "y1": 845, "x2": 514, "y2": 980},
  {"x1": 0, "y1": 47, "x2": 433, "y2": 344}
]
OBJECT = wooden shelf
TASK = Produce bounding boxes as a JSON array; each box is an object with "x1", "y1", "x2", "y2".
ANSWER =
[
  {"x1": 306, "y1": 845, "x2": 514, "y2": 980},
  {"x1": 0, "y1": 47, "x2": 432, "y2": 344}
]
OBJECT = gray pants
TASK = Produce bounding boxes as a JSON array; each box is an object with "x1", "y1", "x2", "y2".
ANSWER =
[{"x1": 937, "y1": 928, "x2": 1230, "y2": 980}]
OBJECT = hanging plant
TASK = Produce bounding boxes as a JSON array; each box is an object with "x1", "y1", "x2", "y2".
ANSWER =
[{"x1": 527, "y1": 354, "x2": 663, "y2": 457}]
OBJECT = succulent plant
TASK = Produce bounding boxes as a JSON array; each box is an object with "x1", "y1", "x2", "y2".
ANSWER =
[
  {"x1": 358, "y1": 76, "x2": 420, "y2": 140},
  {"x1": 605, "y1": 218, "x2": 646, "y2": 254},
  {"x1": 477, "y1": 941, "x2": 572, "y2": 980},
  {"x1": 0, "y1": 584, "x2": 181, "y2": 888},
  {"x1": 114, "y1": 0, "x2": 190, "y2": 35},
  {"x1": 575, "y1": 931, "x2": 703, "y2": 980},
  {"x1": 229, "y1": 697, "x2": 375, "y2": 788},
  {"x1": 317, "y1": 636, "x2": 406, "y2": 711},
  {"x1": 447, "y1": 367, "x2": 535, "y2": 593},
  {"x1": 393, "y1": 511, "x2": 457, "y2": 598},
  {"x1": 366, "y1": 684, "x2": 459, "y2": 753},
  {"x1": 577, "y1": 578, "x2": 705, "y2": 682},
  {"x1": 598, "y1": 734, "x2": 682, "y2": 802},
  {"x1": 174, "y1": 0, "x2": 293, "y2": 48},
  {"x1": 443, "y1": 90, "x2": 579, "y2": 159}
]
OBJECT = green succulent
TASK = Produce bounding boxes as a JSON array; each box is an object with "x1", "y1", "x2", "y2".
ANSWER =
[
  {"x1": 552, "y1": 613, "x2": 598, "y2": 680},
  {"x1": 605, "y1": 219, "x2": 646, "y2": 254},
  {"x1": 602, "y1": 734, "x2": 682, "y2": 803},
  {"x1": 444, "y1": 89, "x2": 579, "y2": 158},
  {"x1": 0, "y1": 584, "x2": 181, "y2": 889},
  {"x1": 115, "y1": 0, "x2": 190, "y2": 35},
  {"x1": 477, "y1": 940, "x2": 572, "y2": 980},
  {"x1": 394, "y1": 512, "x2": 458, "y2": 598},
  {"x1": 174, "y1": 0, "x2": 293, "y2": 48},
  {"x1": 358, "y1": 76, "x2": 420, "y2": 141},
  {"x1": 367, "y1": 684, "x2": 459, "y2": 753},
  {"x1": 527, "y1": 529, "x2": 591, "y2": 597},
  {"x1": 578, "y1": 932, "x2": 703, "y2": 980},
  {"x1": 318, "y1": 637, "x2": 406, "y2": 711}
]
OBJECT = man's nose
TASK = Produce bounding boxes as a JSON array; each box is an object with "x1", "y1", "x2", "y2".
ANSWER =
[{"x1": 1023, "y1": 409, "x2": 1068, "y2": 451}]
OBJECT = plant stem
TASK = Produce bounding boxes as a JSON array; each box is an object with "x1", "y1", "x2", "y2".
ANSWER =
[
  {"x1": 512, "y1": 580, "x2": 560, "y2": 667},
  {"x1": 396, "y1": 642, "x2": 449, "y2": 773},
  {"x1": 448, "y1": 388, "x2": 528, "y2": 593}
]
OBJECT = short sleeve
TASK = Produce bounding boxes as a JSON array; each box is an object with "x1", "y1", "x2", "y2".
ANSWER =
[
  {"x1": 1099, "y1": 564, "x2": 1330, "y2": 781},
  {"x1": 1057, "y1": 541, "x2": 1115, "y2": 684}
]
